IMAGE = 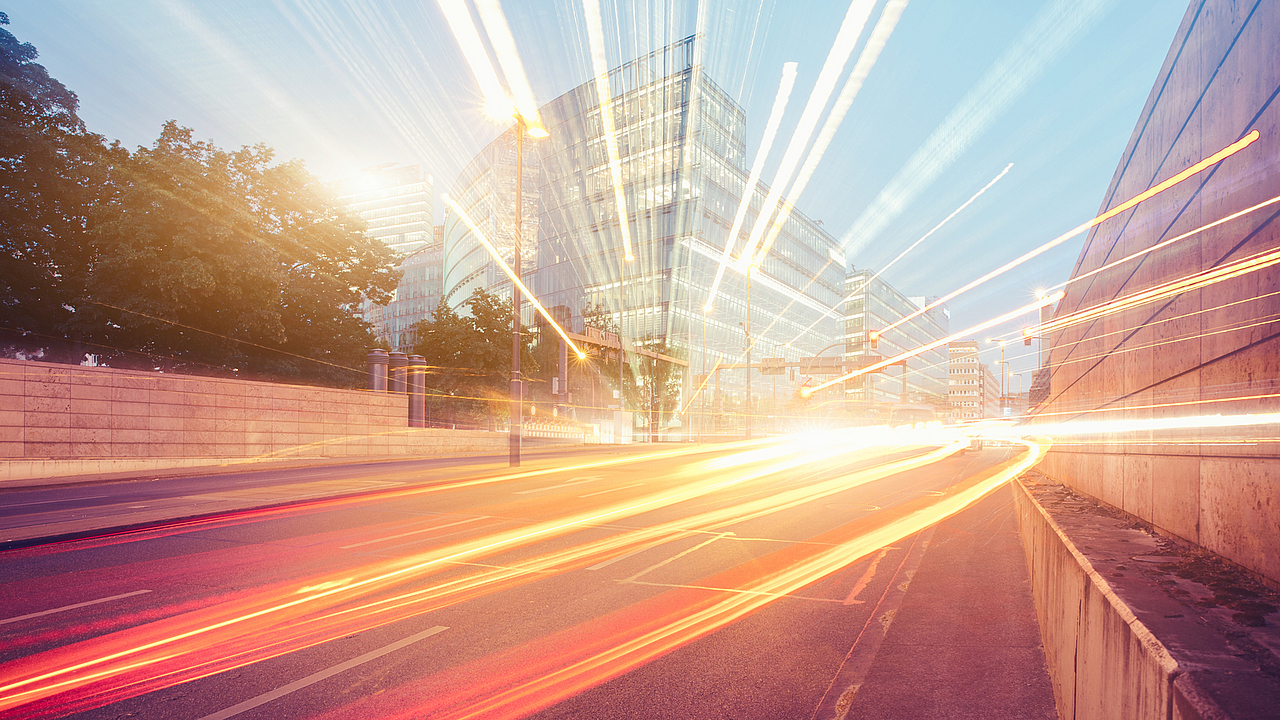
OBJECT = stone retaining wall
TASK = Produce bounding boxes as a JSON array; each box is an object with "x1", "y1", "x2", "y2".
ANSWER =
[{"x1": 0, "y1": 358, "x2": 515, "y2": 481}]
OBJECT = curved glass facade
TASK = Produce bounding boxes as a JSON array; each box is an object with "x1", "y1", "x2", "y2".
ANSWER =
[{"x1": 443, "y1": 36, "x2": 847, "y2": 430}]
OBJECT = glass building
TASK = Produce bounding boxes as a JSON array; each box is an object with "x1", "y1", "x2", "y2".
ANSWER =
[
  {"x1": 443, "y1": 36, "x2": 847, "y2": 433},
  {"x1": 843, "y1": 266, "x2": 949, "y2": 415},
  {"x1": 334, "y1": 164, "x2": 439, "y2": 352}
]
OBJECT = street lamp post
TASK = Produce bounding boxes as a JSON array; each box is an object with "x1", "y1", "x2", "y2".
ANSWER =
[
  {"x1": 509, "y1": 113, "x2": 547, "y2": 467},
  {"x1": 745, "y1": 266, "x2": 753, "y2": 440}
]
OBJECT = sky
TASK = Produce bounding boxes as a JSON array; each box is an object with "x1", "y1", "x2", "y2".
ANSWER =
[{"x1": 8, "y1": 0, "x2": 1191, "y2": 379}]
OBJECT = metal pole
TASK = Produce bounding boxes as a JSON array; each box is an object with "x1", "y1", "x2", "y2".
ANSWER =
[
  {"x1": 510, "y1": 117, "x2": 524, "y2": 467},
  {"x1": 745, "y1": 267, "x2": 752, "y2": 440}
]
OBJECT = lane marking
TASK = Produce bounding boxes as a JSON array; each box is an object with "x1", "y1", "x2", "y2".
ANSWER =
[
  {"x1": 4, "y1": 495, "x2": 108, "y2": 508},
  {"x1": 625, "y1": 532, "x2": 735, "y2": 582},
  {"x1": 0, "y1": 590, "x2": 152, "y2": 626},
  {"x1": 514, "y1": 475, "x2": 606, "y2": 495},
  {"x1": 621, "y1": 579, "x2": 845, "y2": 603},
  {"x1": 587, "y1": 532, "x2": 694, "y2": 571},
  {"x1": 578, "y1": 482, "x2": 645, "y2": 498},
  {"x1": 340, "y1": 516, "x2": 489, "y2": 549},
  {"x1": 197, "y1": 625, "x2": 449, "y2": 720}
]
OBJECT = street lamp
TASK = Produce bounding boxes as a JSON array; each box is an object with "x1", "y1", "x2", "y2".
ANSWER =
[{"x1": 510, "y1": 112, "x2": 547, "y2": 467}]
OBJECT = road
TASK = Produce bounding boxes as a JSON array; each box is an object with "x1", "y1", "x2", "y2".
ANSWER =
[{"x1": 0, "y1": 429, "x2": 1049, "y2": 719}]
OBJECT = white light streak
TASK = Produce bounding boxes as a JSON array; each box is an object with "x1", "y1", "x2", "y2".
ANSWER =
[
  {"x1": 752, "y1": 0, "x2": 909, "y2": 268},
  {"x1": 582, "y1": 0, "x2": 634, "y2": 261},
  {"x1": 840, "y1": 0, "x2": 1115, "y2": 256},
  {"x1": 803, "y1": 291, "x2": 1063, "y2": 396},
  {"x1": 736, "y1": 0, "x2": 878, "y2": 269},
  {"x1": 473, "y1": 0, "x2": 543, "y2": 131},
  {"x1": 437, "y1": 0, "x2": 510, "y2": 118},
  {"x1": 787, "y1": 163, "x2": 1013, "y2": 346},
  {"x1": 705, "y1": 62, "x2": 799, "y2": 311}
]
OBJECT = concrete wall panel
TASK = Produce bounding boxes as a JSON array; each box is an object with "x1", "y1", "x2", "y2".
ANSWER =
[{"x1": 1032, "y1": 0, "x2": 1280, "y2": 584}]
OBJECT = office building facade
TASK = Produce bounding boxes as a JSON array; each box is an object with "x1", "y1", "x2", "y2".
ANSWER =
[
  {"x1": 947, "y1": 341, "x2": 1000, "y2": 420},
  {"x1": 443, "y1": 37, "x2": 846, "y2": 427},
  {"x1": 334, "y1": 164, "x2": 439, "y2": 352},
  {"x1": 843, "y1": 267, "x2": 949, "y2": 414}
]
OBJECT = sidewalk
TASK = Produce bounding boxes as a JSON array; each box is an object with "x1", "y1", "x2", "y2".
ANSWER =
[{"x1": 818, "y1": 484, "x2": 1058, "y2": 719}]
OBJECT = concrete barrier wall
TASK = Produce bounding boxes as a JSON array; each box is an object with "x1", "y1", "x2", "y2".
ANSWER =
[
  {"x1": 1032, "y1": 0, "x2": 1280, "y2": 585},
  {"x1": 0, "y1": 358, "x2": 511, "y2": 481},
  {"x1": 1014, "y1": 480, "x2": 1180, "y2": 720}
]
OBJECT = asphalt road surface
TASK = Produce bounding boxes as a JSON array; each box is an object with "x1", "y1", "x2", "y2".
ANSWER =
[{"x1": 0, "y1": 429, "x2": 1052, "y2": 719}]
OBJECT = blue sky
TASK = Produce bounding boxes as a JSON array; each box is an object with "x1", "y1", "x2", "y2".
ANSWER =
[{"x1": 8, "y1": 0, "x2": 1190, "y2": 376}]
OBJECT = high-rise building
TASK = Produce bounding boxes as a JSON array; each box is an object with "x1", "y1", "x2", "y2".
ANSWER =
[
  {"x1": 844, "y1": 268, "x2": 949, "y2": 415},
  {"x1": 947, "y1": 341, "x2": 1000, "y2": 420},
  {"x1": 443, "y1": 36, "x2": 846, "y2": 429},
  {"x1": 334, "y1": 164, "x2": 439, "y2": 352}
]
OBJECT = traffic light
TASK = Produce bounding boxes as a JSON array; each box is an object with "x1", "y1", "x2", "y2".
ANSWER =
[{"x1": 868, "y1": 330, "x2": 879, "y2": 349}]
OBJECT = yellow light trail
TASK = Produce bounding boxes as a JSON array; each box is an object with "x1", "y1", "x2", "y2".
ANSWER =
[
  {"x1": 387, "y1": 438, "x2": 1047, "y2": 720},
  {"x1": 736, "y1": 0, "x2": 878, "y2": 271},
  {"x1": 582, "y1": 0, "x2": 634, "y2": 261},
  {"x1": 0, "y1": 434, "x2": 962, "y2": 711},
  {"x1": 1040, "y1": 242, "x2": 1280, "y2": 336},
  {"x1": 876, "y1": 130, "x2": 1260, "y2": 338},
  {"x1": 442, "y1": 194, "x2": 586, "y2": 359},
  {"x1": 705, "y1": 62, "x2": 798, "y2": 312},
  {"x1": 785, "y1": 163, "x2": 1013, "y2": 347},
  {"x1": 436, "y1": 0, "x2": 510, "y2": 118},
  {"x1": 751, "y1": 0, "x2": 909, "y2": 268},
  {"x1": 802, "y1": 291, "x2": 1063, "y2": 397}
]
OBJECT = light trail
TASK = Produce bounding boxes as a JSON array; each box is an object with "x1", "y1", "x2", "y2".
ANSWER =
[
  {"x1": 785, "y1": 163, "x2": 1013, "y2": 347},
  {"x1": 582, "y1": 0, "x2": 634, "y2": 261},
  {"x1": 0, "y1": 435, "x2": 965, "y2": 714},
  {"x1": 1019, "y1": 411, "x2": 1280, "y2": 439},
  {"x1": 436, "y1": 0, "x2": 510, "y2": 118},
  {"x1": 1024, "y1": 391, "x2": 1280, "y2": 422},
  {"x1": 704, "y1": 62, "x2": 799, "y2": 311},
  {"x1": 751, "y1": 0, "x2": 910, "y2": 268},
  {"x1": 875, "y1": 130, "x2": 1260, "y2": 338},
  {"x1": 1040, "y1": 241, "x2": 1280, "y2": 336},
  {"x1": 442, "y1": 194, "x2": 586, "y2": 359},
  {"x1": 803, "y1": 292, "x2": 1063, "y2": 396},
  {"x1": 326, "y1": 439, "x2": 1047, "y2": 720},
  {"x1": 1039, "y1": 310, "x2": 1280, "y2": 381},
  {"x1": 472, "y1": 0, "x2": 543, "y2": 130},
  {"x1": 734, "y1": 0, "x2": 878, "y2": 271},
  {"x1": 840, "y1": 0, "x2": 1115, "y2": 256}
]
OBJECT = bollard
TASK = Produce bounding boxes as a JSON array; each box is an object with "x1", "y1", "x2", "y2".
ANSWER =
[
  {"x1": 407, "y1": 353, "x2": 427, "y2": 425},
  {"x1": 388, "y1": 351, "x2": 408, "y2": 394},
  {"x1": 367, "y1": 349, "x2": 389, "y2": 392}
]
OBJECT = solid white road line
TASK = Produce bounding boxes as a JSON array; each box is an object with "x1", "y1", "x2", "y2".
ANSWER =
[
  {"x1": 0, "y1": 589, "x2": 152, "y2": 626},
  {"x1": 198, "y1": 625, "x2": 449, "y2": 720},
  {"x1": 5, "y1": 495, "x2": 107, "y2": 508},
  {"x1": 340, "y1": 516, "x2": 488, "y2": 549},
  {"x1": 514, "y1": 475, "x2": 605, "y2": 495},
  {"x1": 578, "y1": 482, "x2": 645, "y2": 498}
]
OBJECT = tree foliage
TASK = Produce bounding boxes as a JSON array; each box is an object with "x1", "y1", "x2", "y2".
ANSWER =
[
  {"x1": 412, "y1": 289, "x2": 536, "y2": 427},
  {"x1": 1, "y1": 18, "x2": 400, "y2": 386},
  {"x1": 0, "y1": 11, "x2": 106, "y2": 340}
]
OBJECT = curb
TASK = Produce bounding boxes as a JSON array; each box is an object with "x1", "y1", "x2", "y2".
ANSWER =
[{"x1": 1012, "y1": 478, "x2": 1236, "y2": 720}]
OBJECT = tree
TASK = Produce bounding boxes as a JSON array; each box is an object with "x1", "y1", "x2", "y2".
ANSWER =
[
  {"x1": 64, "y1": 122, "x2": 400, "y2": 385},
  {"x1": 1, "y1": 19, "x2": 398, "y2": 385},
  {"x1": 0, "y1": 12, "x2": 108, "y2": 354},
  {"x1": 412, "y1": 288, "x2": 536, "y2": 428}
]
